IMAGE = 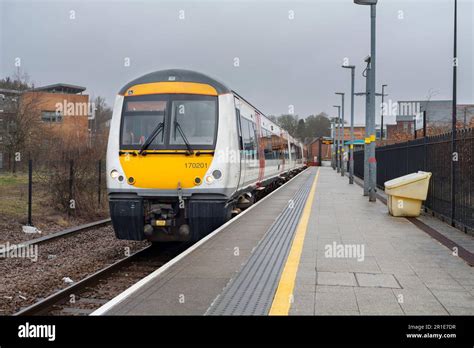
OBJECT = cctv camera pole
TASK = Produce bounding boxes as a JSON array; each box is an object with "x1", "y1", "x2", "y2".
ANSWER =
[
  {"x1": 363, "y1": 65, "x2": 370, "y2": 196},
  {"x1": 342, "y1": 66, "x2": 356, "y2": 184},
  {"x1": 336, "y1": 93, "x2": 345, "y2": 176},
  {"x1": 355, "y1": 0, "x2": 377, "y2": 202},
  {"x1": 367, "y1": 3, "x2": 377, "y2": 202}
]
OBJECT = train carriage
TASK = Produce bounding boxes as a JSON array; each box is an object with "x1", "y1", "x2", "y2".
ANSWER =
[{"x1": 107, "y1": 69, "x2": 306, "y2": 242}]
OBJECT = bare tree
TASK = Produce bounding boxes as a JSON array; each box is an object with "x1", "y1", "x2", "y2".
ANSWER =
[
  {"x1": 91, "y1": 96, "x2": 113, "y2": 134},
  {"x1": 1, "y1": 92, "x2": 43, "y2": 173}
]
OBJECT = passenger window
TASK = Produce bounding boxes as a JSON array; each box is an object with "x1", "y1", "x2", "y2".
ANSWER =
[
  {"x1": 247, "y1": 121, "x2": 256, "y2": 160},
  {"x1": 242, "y1": 118, "x2": 253, "y2": 157},
  {"x1": 264, "y1": 130, "x2": 273, "y2": 160},
  {"x1": 236, "y1": 109, "x2": 243, "y2": 150}
]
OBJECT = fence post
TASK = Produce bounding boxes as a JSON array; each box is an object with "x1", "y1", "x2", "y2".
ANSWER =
[
  {"x1": 423, "y1": 110, "x2": 427, "y2": 138},
  {"x1": 28, "y1": 159, "x2": 32, "y2": 226},
  {"x1": 68, "y1": 160, "x2": 74, "y2": 216},
  {"x1": 98, "y1": 159, "x2": 102, "y2": 206}
]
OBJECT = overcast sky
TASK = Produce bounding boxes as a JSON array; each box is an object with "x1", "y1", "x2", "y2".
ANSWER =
[{"x1": 1, "y1": 0, "x2": 473, "y2": 125}]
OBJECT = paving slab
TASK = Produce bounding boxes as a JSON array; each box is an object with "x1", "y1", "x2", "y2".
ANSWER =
[
  {"x1": 316, "y1": 272, "x2": 357, "y2": 287},
  {"x1": 290, "y1": 167, "x2": 474, "y2": 315},
  {"x1": 355, "y1": 273, "x2": 401, "y2": 289}
]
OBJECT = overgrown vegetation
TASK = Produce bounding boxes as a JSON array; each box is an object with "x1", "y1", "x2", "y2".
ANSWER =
[
  {"x1": 0, "y1": 72, "x2": 111, "y2": 223},
  {"x1": 268, "y1": 112, "x2": 331, "y2": 143}
]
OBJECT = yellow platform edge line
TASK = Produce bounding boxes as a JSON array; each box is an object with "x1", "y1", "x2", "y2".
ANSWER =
[{"x1": 269, "y1": 167, "x2": 320, "y2": 315}]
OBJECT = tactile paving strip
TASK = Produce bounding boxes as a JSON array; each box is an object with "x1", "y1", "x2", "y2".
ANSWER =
[{"x1": 206, "y1": 172, "x2": 315, "y2": 315}]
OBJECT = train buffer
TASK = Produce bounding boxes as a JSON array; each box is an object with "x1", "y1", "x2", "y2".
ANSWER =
[{"x1": 92, "y1": 167, "x2": 474, "y2": 316}]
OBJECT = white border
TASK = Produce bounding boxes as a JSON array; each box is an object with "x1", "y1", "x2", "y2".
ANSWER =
[{"x1": 90, "y1": 168, "x2": 309, "y2": 316}]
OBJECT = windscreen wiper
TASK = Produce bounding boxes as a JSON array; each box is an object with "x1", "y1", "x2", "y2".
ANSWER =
[
  {"x1": 174, "y1": 120, "x2": 194, "y2": 155},
  {"x1": 138, "y1": 121, "x2": 164, "y2": 155}
]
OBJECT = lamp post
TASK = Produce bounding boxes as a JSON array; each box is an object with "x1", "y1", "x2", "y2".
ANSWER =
[
  {"x1": 342, "y1": 65, "x2": 356, "y2": 184},
  {"x1": 451, "y1": 0, "x2": 458, "y2": 226},
  {"x1": 333, "y1": 105, "x2": 341, "y2": 173},
  {"x1": 335, "y1": 92, "x2": 345, "y2": 176},
  {"x1": 331, "y1": 118, "x2": 336, "y2": 170},
  {"x1": 380, "y1": 84, "x2": 387, "y2": 140},
  {"x1": 354, "y1": 0, "x2": 377, "y2": 202}
]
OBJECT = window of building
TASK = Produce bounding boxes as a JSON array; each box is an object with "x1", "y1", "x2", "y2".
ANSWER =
[{"x1": 41, "y1": 111, "x2": 62, "y2": 123}]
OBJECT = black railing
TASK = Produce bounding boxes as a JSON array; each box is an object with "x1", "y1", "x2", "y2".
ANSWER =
[{"x1": 353, "y1": 128, "x2": 474, "y2": 232}]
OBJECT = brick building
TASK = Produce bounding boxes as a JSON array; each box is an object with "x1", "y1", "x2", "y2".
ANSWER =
[
  {"x1": 0, "y1": 83, "x2": 89, "y2": 169},
  {"x1": 385, "y1": 100, "x2": 474, "y2": 143},
  {"x1": 306, "y1": 138, "x2": 332, "y2": 165}
]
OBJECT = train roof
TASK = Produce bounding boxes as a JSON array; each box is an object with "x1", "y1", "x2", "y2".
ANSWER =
[
  {"x1": 119, "y1": 69, "x2": 231, "y2": 95},
  {"x1": 119, "y1": 69, "x2": 303, "y2": 147}
]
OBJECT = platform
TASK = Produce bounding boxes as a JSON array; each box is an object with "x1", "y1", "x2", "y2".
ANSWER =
[{"x1": 92, "y1": 167, "x2": 474, "y2": 316}]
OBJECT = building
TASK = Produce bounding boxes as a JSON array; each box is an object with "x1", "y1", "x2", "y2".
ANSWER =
[
  {"x1": 331, "y1": 123, "x2": 385, "y2": 146},
  {"x1": 24, "y1": 83, "x2": 90, "y2": 137},
  {"x1": 306, "y1": 138, "x2": 332, "y2": 165},
  {"x1": 341, "y1": 124, "x2": 367, "y2": 142},
  {"x1": 385, "y1": 100, "x2": 474, "y2": 142},
  {"x1": 386, "y1": 115, "x2": 415, "y2": 141},
  {"x1": 0, "y1": 83, "x2": 89, "y2": 170}
]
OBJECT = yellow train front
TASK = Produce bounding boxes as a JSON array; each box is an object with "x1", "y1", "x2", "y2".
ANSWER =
[{"x1": 106, "y1": 69, "x2": 305, "y2": 242}]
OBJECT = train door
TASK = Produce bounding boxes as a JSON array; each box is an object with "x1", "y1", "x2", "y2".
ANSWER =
[
  {"x1": 243, "y1": 118, "x2": 258, "y2": 185},
  {"x1": 255, "y1": 113, "x2": 265, "y2": 184},
  {"x1": 235, "y1": 98, "x2": 245, "y2": 191}
]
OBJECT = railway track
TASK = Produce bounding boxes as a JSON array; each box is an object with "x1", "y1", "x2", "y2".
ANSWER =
[
  {"x1": 14, "y1": 242, "x2": 188, "y2": 316},
  {"x1": 13, "y1": 169, "x2": 307, "y2": 316},
  {"x1": 3, "y1": 219, "x2": 111, "y2": 254}
]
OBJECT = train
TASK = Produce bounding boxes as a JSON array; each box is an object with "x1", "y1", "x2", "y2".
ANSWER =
[{"x1": 106, "y1": 69, "x2": 306, "y2": 242}]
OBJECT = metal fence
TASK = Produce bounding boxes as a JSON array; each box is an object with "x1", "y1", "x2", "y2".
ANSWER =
[
  {"x1": 0, "y1": 158, "x2": 107, "y2": 226},
  {"x1": 353, "y1": 128, "x2": 474, "y2": 232}
]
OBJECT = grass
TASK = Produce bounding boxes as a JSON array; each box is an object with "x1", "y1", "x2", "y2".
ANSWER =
[
  {"x1": 0, "y1": 173, "x2": 29, "y2": 186},
  {"x1": 0, "y1": 170, "x2": 109, "y2": 226},
  {"x1": 0, "y1": 172, "x2": 46, "y2": 220}
]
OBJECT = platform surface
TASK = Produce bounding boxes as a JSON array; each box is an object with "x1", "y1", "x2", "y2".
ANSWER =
[
  {"x1": 289, "y1": 167, "x2": 474, "y2": 315},
  {"x1": 95, "y1": 167, "x2": 474, "y2": 316},
  {"x1": 99, "y1": 168, "x2": 316, "y2": 315}
]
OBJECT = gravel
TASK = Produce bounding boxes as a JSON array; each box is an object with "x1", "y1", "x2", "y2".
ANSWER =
[{"x1": 0, "y1": 225, "x2": 149, "y2": 315}]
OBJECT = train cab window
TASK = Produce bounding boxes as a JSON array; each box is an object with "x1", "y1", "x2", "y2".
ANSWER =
[
  {"x1": 121, "y1": 94, "x2": 217, "y2": 150},
  {"x1": 121, "y1": 99, "x2": 167, "y2": 146},
  {"x1": 170, "y1": 99, "x2": 217, "y2": 146}
]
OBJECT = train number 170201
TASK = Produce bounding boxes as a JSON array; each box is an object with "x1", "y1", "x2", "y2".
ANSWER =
[{"x1": 185, "y1": 162, "x2": 208, "y2": 169}]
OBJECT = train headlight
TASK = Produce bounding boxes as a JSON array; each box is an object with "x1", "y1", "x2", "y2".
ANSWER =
[
  {"x1": 212, "y1": 170, "x2": 222, "y2": 180},
  {"x1": 110, "y1": 170, "x2": 120, "y2": 179},
  {"x1": 205, "y1": 175, "x2": 215, "y2": 185}
]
